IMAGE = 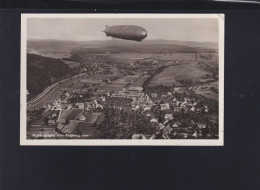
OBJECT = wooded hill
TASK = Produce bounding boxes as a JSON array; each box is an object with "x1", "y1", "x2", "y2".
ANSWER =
[{"x1": 27, "y1": 53, "x2": 72, "y2": 98}]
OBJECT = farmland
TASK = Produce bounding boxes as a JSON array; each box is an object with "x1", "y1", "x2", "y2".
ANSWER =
[{"x1": 149, "y1": 63, "x2": 210, "y2": 87}]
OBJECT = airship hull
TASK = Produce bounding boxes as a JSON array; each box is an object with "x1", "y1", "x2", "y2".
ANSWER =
[{"x1": 104, "y1": 25, "x2": 147, "y2": 42}]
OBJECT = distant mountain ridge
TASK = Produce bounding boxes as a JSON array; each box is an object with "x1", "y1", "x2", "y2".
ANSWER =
[{"x1": 28, "y1": 39, "x2": 218, "y2": 49}]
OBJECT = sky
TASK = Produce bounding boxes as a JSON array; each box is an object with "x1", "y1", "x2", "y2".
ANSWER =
[{"x1": 27, "y1": 18, "x2": 219, "y2": 43}]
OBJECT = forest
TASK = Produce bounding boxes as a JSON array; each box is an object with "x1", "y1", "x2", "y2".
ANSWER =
[{"x1": 27, "y1": 53, "x2": 73, "y2": 99}]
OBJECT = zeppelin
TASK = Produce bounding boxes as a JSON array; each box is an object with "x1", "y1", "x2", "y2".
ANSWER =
[{"x1": 103, "y1": 25, "x2": 148, "y2": 42}]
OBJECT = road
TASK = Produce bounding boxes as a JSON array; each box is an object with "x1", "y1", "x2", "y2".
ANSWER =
[{"x1": 28, "y1": 73, "x2": 88, "y2": 109}]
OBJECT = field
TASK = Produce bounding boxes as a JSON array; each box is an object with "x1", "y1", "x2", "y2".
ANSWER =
[
  {"x1": 129, "y1": 75, "x2": 150, "y2": 87},
  {"x1": 108, "y1": 53, "x2": 156, "y2": 63},
  {"x1": 149, "y1": 63, "x2": 210, "y2": 87},
  {"x1": 112, "y1": 75, "x2": 140, "y2": 84},
  {"x1": 85, "y1": 113, "x2": 101, "y2": 123},
  {"x1": 61, "y1": 60, "x2": 81, "y2": 68},
  {"x1": 193, "y1": 81, "x2": 219, "y2": 100},
  {"x1": 97, "y1": 84, "x2": 126, "y2": 91}
]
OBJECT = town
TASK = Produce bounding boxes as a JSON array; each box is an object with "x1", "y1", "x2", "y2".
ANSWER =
[{"x1": 27, "y1": 49, "x2": 219, "y2": 140}]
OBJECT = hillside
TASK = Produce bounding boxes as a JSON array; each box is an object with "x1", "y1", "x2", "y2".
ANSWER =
[
  {"x1": 71, "y1": 44, "x2": 216, "y2": 54},
  {"x1": 27, "y1": 53, "x2": 72, "y2": 98},
  {"x1": 27, "y1": 39, "x2": 218, "y2": 58}
]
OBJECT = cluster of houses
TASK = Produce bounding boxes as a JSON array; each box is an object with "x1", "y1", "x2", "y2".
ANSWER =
[
  {"x1": 44, "y1": 91, "x2": 106, "y2": 113},
  {"x1": 149, "y1": 91, "x2": 209, "y2": 113},
  {"x1": 43, "y1": 91, "x2": 107, "y2": 126},
  {"x1": 41, "y1": 85, "x2": 214, "y2": 139},
  {"x1": 132, "y1": 118, "x2": 212, "y2": 140},
  {"x1": 112, "y1": 87, "x2": 145, "y2": 98}
]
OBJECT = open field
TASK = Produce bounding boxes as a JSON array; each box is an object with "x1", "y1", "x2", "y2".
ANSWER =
[
  {"x1": 129, "y1": 75, "x2": 150, "y2": 87},
  {"x1": 193, "y1": 81, "x2": 219, "y2": 100},
  {"x1": 149, "y1": 63, "x2": 210, "y2": 87},
  {"x1": 85, "y1": 113, "x2": 101, "y2": 123},
  {"x1": 61, "y1": 60, "x2": 81, "y2": 68},
  {"x1": 97, "y1": 84, "x2": 126, "y2": 91},
  {"x1": 107, "y1": 53, "x2": 156, "y2": 63},
  {"x1": 112, "y1": 75, "x2": 140, "y2": 84}
]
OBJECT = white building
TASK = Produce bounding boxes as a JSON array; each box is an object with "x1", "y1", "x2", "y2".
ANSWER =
[{"x1": 160, "y1": 103, "x2": 170, "y2": 110}]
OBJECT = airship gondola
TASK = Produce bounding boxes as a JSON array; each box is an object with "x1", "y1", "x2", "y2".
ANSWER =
[{"x1": 103, "y1": 25, "x2": 148, "y2": 42}]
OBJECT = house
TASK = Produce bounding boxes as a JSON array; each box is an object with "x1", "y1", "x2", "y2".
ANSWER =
[
  {"x1": 150, "y1": 118, "x2": 158, "y2": 123},
  {"x1": 198, "y1": 124, "x2": 207, "y2": 129},
  {"x1": 192, "y1": 131, "x2": 199, "y2": 138},
  {"x1": 76, "y1": 103, "x2": 84, "y2": 109},
  {"x1": 161, "y1": 92, "x2": 167, "y2": 97},
  {"x1": 96, "y1": 104, "x2": 103, "y2": 109},
  {"x1": 167, "y1": 92, "x2": 172, "y2": 96},
  {"x1": 160, "y1": 103, "x2": 170, "y2": 110},
  {"x1": 191, "y1": 107, "x2": 196, "y2": 112},
  {"x1": 132, "y1": 105, "x2": 140, "y2": 110},
  {"x1": 93, "y1": 100, "x2": 98, "y2": 105},
  {"x1": 157, "y1": 123, "x2": 165, "y2": 130},
  {"x1": 164, "y1": 125, "x2": 173, "y2": 134},
  {"x1": 204, "y1": 105, "x2": 209, "y2": 112},
  {"x1": 56, "y1": 104, "x2": 62, "y2": 109},
  {"x1": 151, "y1": 93, "x2": 157, "y2": 98},
  {"x1": 78, "y1": 115, "x2": 86, "y2": 121},
  {"x1": 184, "y1": 97, "x2": 190, "y2": 101},
  {"x1": 48, "y1": 120, "x2": 56, "y2": 125},
  {"x1": 172, "y1": 123, "x2": 178, "y2": 128},
  {"x1": 143, "y1": 106, "x2": 151, "y2": 112},
  {"x1": 65, "y1": 92, "x2": 70, "y2": 97},
  {"x1": 132, "y1": 134, "x2": 146, "y2": 139},
  {"x1": 146, "y1": 113, "x2": 151, "y2": 117},
  {"x1": 172, "y1": 122, "x2": 181, "y2": 128},
  {"x1": 164, "y1": 114, "x2": 173, "y2": 121}
]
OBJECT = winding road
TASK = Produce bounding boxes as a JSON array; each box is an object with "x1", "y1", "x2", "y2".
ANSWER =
[{"x1": 28, "y1": 73, "x2": 88, "y2": 109}]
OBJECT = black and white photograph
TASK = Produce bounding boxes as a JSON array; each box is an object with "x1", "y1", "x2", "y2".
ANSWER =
[{"x1": 20, "y1": 14, "x2": 224, "y2": 145}]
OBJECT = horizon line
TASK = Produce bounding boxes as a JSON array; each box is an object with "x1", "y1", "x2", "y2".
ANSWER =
[{"x1": 27, "y1": 38, "x2": 219, "y2": 44}]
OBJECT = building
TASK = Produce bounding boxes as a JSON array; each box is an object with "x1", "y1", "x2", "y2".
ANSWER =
[
  {"x1": 75, "y1": 103, "x2": 84, "y2": 109},
  {"x1": 161, "y1": 92, "x2": 167, "y2": 97},
  {"x1": 48, "y1": 120, "x2": 56, "y2": 125},
  {"x1": 164, "y1": 114, "x2": 173, "y2": 121},
  {"x1": 65, "y1": 92, "x2": 70, "y2": 97},
  {"x1": 160, "y1": 103, "x2": 170, "y2": 110},
  {"x1": 150, "y1": 118, "x2": 158, "y2": 123},
  {"x1": 132, "y1": 134, "x2": 146, "y2": 139},
  {"x1": 78, "y1": 115, "x2": 86, "y2": 121}
]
